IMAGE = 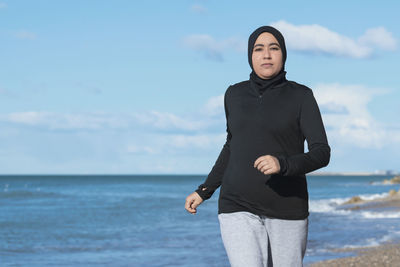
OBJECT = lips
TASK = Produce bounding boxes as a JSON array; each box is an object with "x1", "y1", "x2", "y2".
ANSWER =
[{"x1": 261, "y1": 63, "x2": 273, "y2": 68}]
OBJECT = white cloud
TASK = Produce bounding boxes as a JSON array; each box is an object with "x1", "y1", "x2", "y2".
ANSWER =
[
  {"x1": 313, "y1": 83, "x2": 399, "y2": 148},
  {"x1": 184, "y1": 21, "x2": 397, "y2": 60},
  {"x1": 133, "y1": 110, "x2": 210, "y2": 131},
  {"x1": 0, "y1": 94, "x2": 225, "y2": 132},
  {"x1": 126, "y1": 133, "x2": 225, "y2": 157},
  {"x1": 270, "y1": 20, "x2": 397, "y2": 58},
  {"x1": 271, "y1": 21, "x2": 369, "y2": 58},
  {"x1": 191, "y1": 4, "x2": 207, "y2": 13},
  {"x1": 202, "y1": 94, "x2": 224, "y2": 116},
  {"x1": 169, "y1": 133, "x2": 224, "y2": 149},
  {"x1": 127, "y1": 144, "x2": 158, "y2": 155},
  {"x1": 14, "y1": 30, "x2": 37, "y2": 40},
  {"x1": 2, "y1": 88, "x2": 399, "y2": 173},
  {"x1": 358, "y1": 27, "x2": 397, "y2": 51},
  {"x1": 3, "y1": 88, "x2": 398, "y2": 153},
  {"x1": 183, "y1": 34, "x2": 246, "y2": 61},
  {"x1": 2, "y1": 112, "x2": 129, "y2": 130},
  {"x1": 0, "y1": 94, "x2": 228, "y2": 172}
]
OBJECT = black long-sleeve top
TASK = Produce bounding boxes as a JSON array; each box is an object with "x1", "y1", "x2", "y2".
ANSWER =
[{"x1": 195, "y1": 78, "x2": 330, "y2": 220}]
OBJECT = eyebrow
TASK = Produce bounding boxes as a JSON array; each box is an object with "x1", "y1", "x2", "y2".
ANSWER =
[{"x1": 254, "y1": 42, "x2": 280, "y2": 48}]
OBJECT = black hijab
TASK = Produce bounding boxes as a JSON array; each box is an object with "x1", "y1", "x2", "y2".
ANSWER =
[{"x1": 248, "y1": 26, "x2": 287, "y2": 94}]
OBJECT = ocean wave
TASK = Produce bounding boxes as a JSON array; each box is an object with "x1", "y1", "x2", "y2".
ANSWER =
[
  {"x1": 309, "y1": 198, "x2": 351, "y2": 214},
  {"x1": 360, "y1": 211, "x2": 400, "y2": 219},
  {"x1": 358, "y1": 192, "x2": 389, "y2": 200},
  {"x1": 0, "y1": 190, "x2": 64, "y2": 199},
  {"x1": 309, "y1": 192, "x2": 391, "y2": 215},
  {"x1": 342, "y1": 231, "x2": 400, "y2": 249},
  {"x1": 342, "y1": 239, "x2": 380, "y2": 249}
]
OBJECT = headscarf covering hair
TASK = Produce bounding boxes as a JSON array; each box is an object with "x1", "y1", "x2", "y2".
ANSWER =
[
  {"x1": 248, "y1": 26, "x2": 287, "y2": 71},
  {"x1": 248, "y1": 26, "x2": 287, "y2": 94}
]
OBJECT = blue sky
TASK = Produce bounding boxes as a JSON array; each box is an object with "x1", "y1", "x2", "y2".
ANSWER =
[{"x1": 0, "y1": 0, "x2": 399, "y2": 174}]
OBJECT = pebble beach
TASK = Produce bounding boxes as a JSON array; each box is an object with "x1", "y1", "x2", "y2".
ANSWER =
[
  {"x1": 309, "y1": 176, "x2": 400, "y2": 266},
  {"x1": 309, "y1": 243, "x2": 400, "y2": 267}
]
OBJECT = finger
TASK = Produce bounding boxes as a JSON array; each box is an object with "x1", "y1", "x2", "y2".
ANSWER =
[
  {"x1": 185, "y1": 198, "x2": 194, "y2": 212},
  {"x1": 263, "y1": 167, "x2": 274, "y2": 175},
  {"x1": 257, "y1": 161, "x2": 270, "y2": 172},
  {"x1": 254, "y1": 158, "x2": 267, "y2": 169},
  {"x1": 261, "y1": 165, "x2": 273, "y2": 174},
  {"x1": 185, "y1": 197, "x2": 191, "y2": 209},
  {"x1": 258, "y1": 159, "x2": 269, "y2": 169},
  {"x1": 186, "y1": 206, "x2": 196, "y2": 214},
  {"x1": 257, "y1": 160, "x2": 273, "y2": 173},
  {"x1": 260, "y1": 163, "x2": 270, "y2": 173},
  {"x1": 189, "y1": 202, "x2": 197, "y2": 214},
  {"x1": 264, "y1": 163, "x2": 279, "y2": 175},
  {"x1": 254, "y1": 156, "x2": 265, "y2": 168},
  {"x1": 254, "y1": 155, "x2": 271, "y2": 168},
  {"x1": 191, "y1": 201, "x2": 199, "y2": 210}
]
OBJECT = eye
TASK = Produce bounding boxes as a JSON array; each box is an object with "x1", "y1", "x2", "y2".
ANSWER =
[
  {"x1": 270, "y1": 46, "x2": 280, "y2": 51},
  {"x1": 254, "y1": 48, "x2": 263, "y2": 52}
]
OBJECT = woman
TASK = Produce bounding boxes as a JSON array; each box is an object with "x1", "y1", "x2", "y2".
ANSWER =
[{"x1": 185, "y1": 26, "x2": 330, "y2": 267}]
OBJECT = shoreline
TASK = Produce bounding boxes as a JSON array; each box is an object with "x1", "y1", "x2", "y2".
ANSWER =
[
  {"x1": 309, "y1": 179, "x2": 400, "y2": 266},
  {"x1": 308, "y1": 241, "x2": 400, "y2": 266},
  {"x1": 340, "y1": 187, "x2": 400, "y2": 211}
]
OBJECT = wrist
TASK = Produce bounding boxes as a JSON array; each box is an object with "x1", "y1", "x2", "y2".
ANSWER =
[
  {"x1": 195, "y1": 184, "x2": 209, "y2": 200},
  {"x1": 277, "y1": 156, "x2": 288, "y2": 175}
]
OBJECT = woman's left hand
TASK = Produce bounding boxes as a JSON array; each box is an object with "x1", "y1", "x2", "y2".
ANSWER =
[{"x1": 254, "y1": 155, "x2": 281, "y2": 175}]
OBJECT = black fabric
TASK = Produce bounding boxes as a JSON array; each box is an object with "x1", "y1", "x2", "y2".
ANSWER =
[
  {"x1": 196, "y1": 80, "x2": 331, "y2": 219},
  {"x1": 249, "y1": 69, "x2": 287, "y2": 96},
  {"x1": 195, "y1": 26, "x2": 331, "y2": 220}
]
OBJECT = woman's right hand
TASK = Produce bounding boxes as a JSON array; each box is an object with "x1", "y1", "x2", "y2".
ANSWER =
[{"x1": 185, "y1": 192, "x2": 203, "y2": 214}]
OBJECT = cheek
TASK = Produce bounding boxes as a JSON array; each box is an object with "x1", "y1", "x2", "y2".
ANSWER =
[
  {"x1": 275, "y1": 60, "x2": 282, "y2": 70},
  {"x1": 251, "y1": 54, "x2": 258, "y2": 66},
  {"x1": 252, "y1": 54, "x2": 264, "y2": 69},
  {"x1": 274, "y1": 53, "x2": 283, "y2": 66}
]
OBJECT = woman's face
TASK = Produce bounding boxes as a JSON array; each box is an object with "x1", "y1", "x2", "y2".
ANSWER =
[{"x1": 251, "y1": 32, "x2": 283, "y2": 79}]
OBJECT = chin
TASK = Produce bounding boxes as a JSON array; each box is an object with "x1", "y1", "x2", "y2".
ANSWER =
[{"x1": 261, "y1": 73, "x2": 275, "y2": 79}]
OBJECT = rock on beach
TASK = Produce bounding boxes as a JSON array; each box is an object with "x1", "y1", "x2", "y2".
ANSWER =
[
  {"x1": 343, "y1": 196, "x2": 364, "y2": 204},
  {"x1": 383, "y1": 175, "x2": 400, "y2": 185}
]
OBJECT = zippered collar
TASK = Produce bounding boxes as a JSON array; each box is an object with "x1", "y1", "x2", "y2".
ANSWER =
[{"x1": 249, "y1": 70, "x2": 287, "y2": 97}]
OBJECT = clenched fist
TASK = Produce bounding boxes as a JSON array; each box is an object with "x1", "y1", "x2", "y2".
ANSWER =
[
  {"x1": 254, "y1": 155, "x2": 281, "y2": 175},
  {"x1": 185, "y1": 192, "x2": 203, "y2": 214}
]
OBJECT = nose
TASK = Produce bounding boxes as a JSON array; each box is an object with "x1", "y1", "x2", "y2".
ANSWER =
[{"x1": 263, "y1": 49, "x2": 271, "y2": 59}]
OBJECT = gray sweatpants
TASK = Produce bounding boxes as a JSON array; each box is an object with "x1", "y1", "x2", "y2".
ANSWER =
[{"x1": 218, "y1": 211, "x2": 308, "y2": 267}]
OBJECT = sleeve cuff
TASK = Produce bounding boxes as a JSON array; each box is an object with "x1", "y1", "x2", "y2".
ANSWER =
[
  {"x1": 195, "y1": 184, "x2": 213, "y2": 201},
  {"x1": 277, "y1": 156, "x2": 288, "y2": 176}
]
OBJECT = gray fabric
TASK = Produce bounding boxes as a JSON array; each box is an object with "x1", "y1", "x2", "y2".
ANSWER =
[{"x1": 218, "y1": 211, "x2": 308, "y2": 267}]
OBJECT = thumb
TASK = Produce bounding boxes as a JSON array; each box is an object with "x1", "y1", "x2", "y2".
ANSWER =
[{"x1": 191, "y1": 200, "x2": 199, "y2": 209}]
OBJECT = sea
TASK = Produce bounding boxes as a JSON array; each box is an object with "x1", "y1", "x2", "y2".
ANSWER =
[{"x1": 1, "y1": 174, "x2": 400, "y2": 267}]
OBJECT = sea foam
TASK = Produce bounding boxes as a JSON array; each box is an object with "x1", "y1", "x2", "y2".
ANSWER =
[
  {"x1": 360, "y1": 211, "x2": 400, "y2": 219},
  {"x1": 309, "y1": 192, "x2": 391, "y2": 215}
]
